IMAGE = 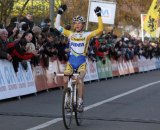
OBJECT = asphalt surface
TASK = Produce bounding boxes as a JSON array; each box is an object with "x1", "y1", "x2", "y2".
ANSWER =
[{"x1": 1, "y1": 70, "x2": 160, "y2": 130}]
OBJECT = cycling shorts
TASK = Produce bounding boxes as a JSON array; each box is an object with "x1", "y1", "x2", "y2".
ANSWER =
[{"x1": 64, "y1": 55, "x2": 86, "y2": 75}]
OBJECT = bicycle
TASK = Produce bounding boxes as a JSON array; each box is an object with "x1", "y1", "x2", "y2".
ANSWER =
[{"x1": 54, "y1": 72, "x2": 84, "y2": 129}]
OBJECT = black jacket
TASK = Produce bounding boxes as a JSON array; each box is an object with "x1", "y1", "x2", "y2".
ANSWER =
[{"x1": 0, "y1": 39, "x2": 8, "y2": 59}]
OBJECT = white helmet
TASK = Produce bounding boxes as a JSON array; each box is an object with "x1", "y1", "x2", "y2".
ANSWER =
[{"x1": 72, "y1": 15, "x2": 86, "y2": 23}]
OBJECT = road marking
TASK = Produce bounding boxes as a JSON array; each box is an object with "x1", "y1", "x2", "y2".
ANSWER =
[{"x1": 26, "y1": 80, "x2": 160, "y2": 130}]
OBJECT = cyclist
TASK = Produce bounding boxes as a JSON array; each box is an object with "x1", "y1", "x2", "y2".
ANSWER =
[{"x1": 55, "y1": 5, "x2": 103, "y2": 111}]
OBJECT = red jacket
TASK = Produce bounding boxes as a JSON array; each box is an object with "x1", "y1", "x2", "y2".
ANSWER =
[
  {"x1": 12, "y1": 49, "x2": 34, "y2": 60},
  {"x1": 7, "y1": 42, "x2": 34, "y2": 60},
  {"x1": 95, "y1": 39, "x2": 105, "y2": 57}
]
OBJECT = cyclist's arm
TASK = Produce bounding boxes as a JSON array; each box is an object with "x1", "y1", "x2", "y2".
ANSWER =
[
  {"x1": 54, "y1": 14, "x2": 72, "y2": 37},
  {"x1": 83, "y1": 16, "x2": 103, "y2": 55},
  {"x1": 88, "y1": 16, "x2": 103, "y2": 39}
]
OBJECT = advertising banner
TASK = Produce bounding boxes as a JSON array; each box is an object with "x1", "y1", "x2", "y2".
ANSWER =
[
  {"x1": 88, "y1": 0, "x2": 116, "y2": 24},
  {"x1": 105, "y1": 57, "x2": 113, "y2": 78},
  {"x1": 111, "y1": 58, "x2": 119, "y2": 76},
  {"x1": 96, "y1": 59, "x2": 107, "y2": 79},
  {"x1": 84, "y1": 59, "x2": 91, "y2": 82},
  {"x1": 132, "y1": 56, "x2": 139, "y2": 72},
  {"x1": 46, "y1": 60, "x2": 59, "y2": 88},
  {"x1": 33, "y1": 65, "x2": 47, "y2": 91},
  {"x1": 0, "y1": 60, "x2": 36, "y2": 100},
  {"x1": 155, "y1": 58, "x2": 160, "y2": 69},
  {"x1": 148, "y1": 58, "x2": 156, "y2": 70},
  {"x1": 126, "y1": 60, "x2": 135, "y2": 74},
  {"x1": 87, "y1": 59, "x2": 99, "y2": 80}
]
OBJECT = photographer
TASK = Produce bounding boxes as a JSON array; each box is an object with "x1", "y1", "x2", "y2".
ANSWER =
[
  {"x1": 95, "y1": 37, "x2": 109, "y2": 64},
  {"x1": 113, "y1": 39, "x2": 123, "y2": 60},
  {"x1": 38, "y1": 32, "x2": 58, "y2": 68},
  {"x1": 57, "y1": 35, "x2": 69, "y2": 63},
  {"x1": 88, "y1": 38, "x2": 97, "y2": 62},
  {"x1": 125, "y1": 43, "x2": 134, "y2": 61},
  {"x1": 133, "y1": 41, "x2": 144, "y2": 59}
]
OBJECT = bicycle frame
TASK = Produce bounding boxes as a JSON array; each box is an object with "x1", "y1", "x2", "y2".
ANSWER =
[
  {"x1": 55, "y1": 73, "x2": 79, "y2": 105},
  {"x1": 55, "y1": 73, "x2": 83, "y2": 128}
]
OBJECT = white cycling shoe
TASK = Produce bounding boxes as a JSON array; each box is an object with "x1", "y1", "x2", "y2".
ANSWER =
[{"x1": 77, "y1": 98, "x2": 84, "y2": 112}]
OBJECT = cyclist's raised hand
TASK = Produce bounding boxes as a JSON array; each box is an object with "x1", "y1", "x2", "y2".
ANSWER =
[
  {"x1": 94, "y1": 6, "x2": 101, "y2": 16},
  {"x1": 58, "y1": 4, "x2": 67, "y2": 15}
]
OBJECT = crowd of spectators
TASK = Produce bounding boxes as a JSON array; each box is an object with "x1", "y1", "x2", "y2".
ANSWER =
[
  {"x1": 0, "y1": 13, "x2": 160, "y2": 73},
  {"x1": 88, "y1": 31, "x2": 160, "y2": 64}
]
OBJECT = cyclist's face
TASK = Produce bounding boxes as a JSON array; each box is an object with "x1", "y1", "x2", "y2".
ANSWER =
[{"x1": 74, "y1": 22, "x2": 84, "y2": 32}]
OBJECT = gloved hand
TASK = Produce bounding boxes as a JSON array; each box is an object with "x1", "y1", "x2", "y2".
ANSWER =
[
  {"x1": 94, "y1": 6, "x2": 101, "y2": 16},
  {"x1": 58, "y1": 4, "x2": 67, "y2": 15}
]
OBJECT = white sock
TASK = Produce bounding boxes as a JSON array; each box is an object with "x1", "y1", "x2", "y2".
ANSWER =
[{"x1": 78, "y1": 98, "x2": 83, "y2": 104}]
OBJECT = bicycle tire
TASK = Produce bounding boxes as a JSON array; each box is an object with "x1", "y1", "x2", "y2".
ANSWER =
[
  {"x1": 62, "y1": 87, "x2": 73, "y2": 129},
  {"x1": 75, "y1": 88, "x2": 84, "y2": 126}
]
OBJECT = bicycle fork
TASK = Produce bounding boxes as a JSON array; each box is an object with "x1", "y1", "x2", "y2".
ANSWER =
[
  {"x1": 65, "y1": 78, "x2": 74, "y2": 109},
  {"x1": 69, "y1": 78, "x2": 77, "y2": 108}
]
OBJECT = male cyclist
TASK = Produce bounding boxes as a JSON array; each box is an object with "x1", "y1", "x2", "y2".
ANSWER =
[{"x1": 55, "y1": 5, "x2": 103, "y2": 111}]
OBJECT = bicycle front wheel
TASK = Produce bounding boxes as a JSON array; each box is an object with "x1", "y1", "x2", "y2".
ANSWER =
[{"x1": 62, "y1": 88, "x2": 73, "y2": 129}]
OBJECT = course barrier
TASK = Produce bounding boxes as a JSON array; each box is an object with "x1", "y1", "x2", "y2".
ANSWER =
[{"x1": 0, "y1": 56, "x2": 160, "y2": 100}]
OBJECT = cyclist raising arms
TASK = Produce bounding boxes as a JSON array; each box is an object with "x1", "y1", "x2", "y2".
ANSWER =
[{"x1": 55, "y1": 5, "x2": 103, "y2": 111}]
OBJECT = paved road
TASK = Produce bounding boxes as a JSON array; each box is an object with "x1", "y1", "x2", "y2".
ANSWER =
[{"x1": 1, "y1": 70, "x2": 160, "y2": 130}]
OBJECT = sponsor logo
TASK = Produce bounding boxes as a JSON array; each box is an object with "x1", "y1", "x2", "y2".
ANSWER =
[
  {"x1": 101, "y1": 9, "x2": 110, "y2": 18},
  {"x1": 71, "y1": 36, "x2": 85, "y2": 41},
  {"x1": 70, "y1": 42, "x2": 84, "y2": 47}
]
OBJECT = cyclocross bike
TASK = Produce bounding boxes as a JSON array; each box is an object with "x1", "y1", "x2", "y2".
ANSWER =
[{"x1": 54, "y1": 72, "x2": 84, "y2": 129}]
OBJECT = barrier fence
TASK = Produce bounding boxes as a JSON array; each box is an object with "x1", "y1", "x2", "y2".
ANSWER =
[{"x1": 0, "y1": 56, "x2": 160, "y2": 100}]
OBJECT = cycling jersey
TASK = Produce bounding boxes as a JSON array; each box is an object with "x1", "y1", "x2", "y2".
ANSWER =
[{"x1": 55, "y1": 14, "x2": 103, "y2": 74}]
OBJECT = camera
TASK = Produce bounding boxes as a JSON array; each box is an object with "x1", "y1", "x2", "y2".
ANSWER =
[{"x1": 98, "y1": 43, "x2": 107, "y2": 52}]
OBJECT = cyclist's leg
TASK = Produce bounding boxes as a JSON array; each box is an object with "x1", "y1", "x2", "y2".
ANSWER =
[
  {"x1": 77, "y1": 63, "x2": 86, "y2": 111},
  {"x1": 63, "y1": 62, "x2": 73, "y2": 109},
  {"x1": 77, "y1": 63, "x2": 86, "y2": 98},
  {"x1": 63, "y1": 62, "x2": 73, "y2": 88}
]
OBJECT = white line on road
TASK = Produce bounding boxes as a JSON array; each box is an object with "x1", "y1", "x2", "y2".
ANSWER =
[{"x1": 26, "y1": 80, "x2": 160, "y2": 130}]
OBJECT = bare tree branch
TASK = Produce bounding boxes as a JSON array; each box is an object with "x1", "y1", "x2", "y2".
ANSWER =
[{"x1": 18, "y1": 0, "x2": 30, "y2": 19}]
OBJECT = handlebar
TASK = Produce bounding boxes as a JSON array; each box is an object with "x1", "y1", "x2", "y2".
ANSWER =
[
  {"x1": 54, "y1": 72, "x2": 79, "y2": 76},
  {"x1": 53, "y1": 72, "x2": 79, "y2": 84}
]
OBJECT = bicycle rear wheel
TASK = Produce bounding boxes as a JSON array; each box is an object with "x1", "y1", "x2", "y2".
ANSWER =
[
  {"x1": 75, "y1": 89, "x2": 84, "y2": 126},
  {"x1": 62, "y1": 88, "x2": 73, "y2": 129}
]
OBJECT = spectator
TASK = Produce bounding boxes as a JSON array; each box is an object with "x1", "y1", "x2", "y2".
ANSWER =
[
  {"x1": 22, "y1": 31, "x2": 39, "y2": 66},
  {"x1": 57, "y1": 35, "x2": 69, "y2": 62},
  {"x1": 94, "y1": 37, "x2": 108, "y2": 64},
  {"x1": 21, "y1": 23, "x2": 30, "y2": 32},
  {"x1": 6, "y1": 23, "x2": 19, "y2": 42},
  {"x1": 22, "y1": 32, "x2": 35, "y2": 53},
  {"x1": 39, "y1": 32, "x2": 58, "y2": 68},
  {"x1": 0, "y1": 29, "x2": 12, "y2": 61},
  {"x1": 41, "y1": 18, "x2": 51, "y2": 29},
  {"x1": 10, "y1": 17, "x2": 18, "y2": 24},
  {"x1": 8, "y1": 38, "x2": 38, "y2": 72},
  {"x1": 32, "y1": 26, "x2": 42, "y2": 38},
  {"x1": 20, "y1": 13, "x2": 34, "y2": 30},
  {"x1": 88, "y1": 38, "x2": 97, "y2": 61},
  {"x1": 32, "y1": 25, "x2": 42, "y2": 47}
]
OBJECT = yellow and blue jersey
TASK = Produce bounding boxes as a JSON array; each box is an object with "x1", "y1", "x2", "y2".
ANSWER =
[{"x1": 55, "y1": 15, "x2": 103, "y2": 70}]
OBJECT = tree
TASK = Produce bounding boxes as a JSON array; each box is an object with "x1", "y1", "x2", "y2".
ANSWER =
[
  {"x1": 55, "y1": 0, "x2": 88, "y2": 27},
  {"x1": 18, "y1": 0, "x2": 30, "y2": 18},
  {"x1": 0, "y1": 0, "x2": 154, "y2": 30},
  {"x1": 0, "y1": 0, "x2": 15, "y2": 25}
]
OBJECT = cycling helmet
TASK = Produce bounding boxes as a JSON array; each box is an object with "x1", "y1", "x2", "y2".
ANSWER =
[{"x1": 72, "y1": 15, "x2": 86, "y2": 23}]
